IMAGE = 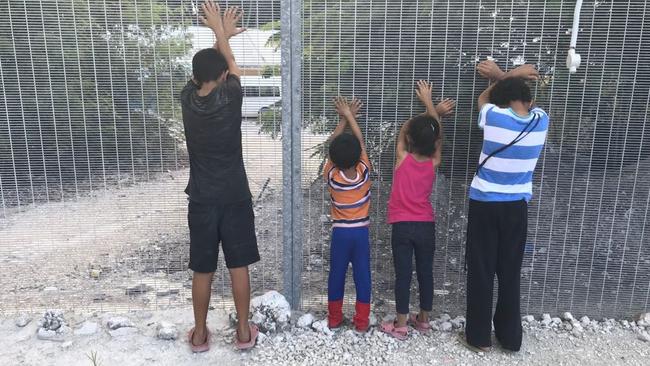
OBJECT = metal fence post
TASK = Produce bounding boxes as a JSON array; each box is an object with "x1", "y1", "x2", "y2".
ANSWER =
[{"x1": 281, "y1": 0, "x2": 302, "y2": 310}]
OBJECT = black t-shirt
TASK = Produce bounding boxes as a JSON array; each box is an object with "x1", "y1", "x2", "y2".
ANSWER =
[{"x1": 180, "y1": 75, "x2": 251, "y2": 205}]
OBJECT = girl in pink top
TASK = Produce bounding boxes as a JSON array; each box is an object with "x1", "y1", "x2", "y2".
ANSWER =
[{"x1": 380, "y1": 81, "x2": 455, "y2": 340}]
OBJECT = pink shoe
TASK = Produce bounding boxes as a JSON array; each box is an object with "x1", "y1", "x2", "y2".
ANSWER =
[
  {"x1": 235, "y1": 323, "x2": 259, "y2": 351},
  {"x1": 188, "y1": 327, "x2": 210, "y2": 353},
  {"x1": 409, "y1": 313, "x2": 432, "y2": 333},
  {"x1": 380, "y1": 321, "x2": 408, "y2": 341}
]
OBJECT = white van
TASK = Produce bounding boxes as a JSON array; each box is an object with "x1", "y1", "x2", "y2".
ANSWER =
[{"x1": 240, "y1": 76, "x2": 281, "y2": 119}]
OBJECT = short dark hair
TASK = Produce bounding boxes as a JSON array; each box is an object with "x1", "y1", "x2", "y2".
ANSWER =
[
  {"x1": 329, "y1": 133, "x2": 361, "y2": 170},
  {"x1": 407, "y1": 115, "x2": 441, "y2": 157},
  {"x1": 489, "y1": 77, "x2": 532, "y2": 107},
  {"x1": 192, "y1": 48, "x2": 228, "y2": 86}
]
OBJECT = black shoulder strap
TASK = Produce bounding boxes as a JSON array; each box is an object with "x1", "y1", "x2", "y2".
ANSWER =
[{"x1": 475, "y1": 113, "x2": 540, "y2": 176}]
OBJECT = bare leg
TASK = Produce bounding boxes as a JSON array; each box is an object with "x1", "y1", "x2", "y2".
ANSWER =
[
  {"x1": 191, "y1": 271, "x2": 214, "y2": 345},
  {"x1": 418, "y1": 310, "x2": 429, "y2": 323},
  {"x1": 396, "y1": 313, "x2": 409, "y2": 328},
  {"x1": 230, "y1": 266, "x2": 251, "y2": 342}
]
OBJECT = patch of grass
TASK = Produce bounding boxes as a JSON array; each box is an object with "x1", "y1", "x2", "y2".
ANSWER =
[{"x1": 86, "y1": 350, "x2": 101, "y2": 366}]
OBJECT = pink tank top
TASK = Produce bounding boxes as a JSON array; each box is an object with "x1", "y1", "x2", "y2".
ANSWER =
[{"x1": 387, "y1": 154, "x2": 436, "y2": 224}]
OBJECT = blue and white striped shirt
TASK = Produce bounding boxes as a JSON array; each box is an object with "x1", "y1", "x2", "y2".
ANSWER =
[{"x1": 469, "y1": 103, "x2": 549, "y2": 202}]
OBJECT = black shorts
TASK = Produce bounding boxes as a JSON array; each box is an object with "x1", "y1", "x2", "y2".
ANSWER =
[{"x1": 188, "y1": 198, "x2": 260, "y2": 272}]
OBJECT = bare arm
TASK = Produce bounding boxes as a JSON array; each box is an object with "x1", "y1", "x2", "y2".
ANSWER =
[
  {"x1": 416, "y1": 80, "x2": 439, "y2": 120},
  {"x1": 344, "y1": 97, "x2": 365, "y2": 150},
  {"x1": 396, "y1": 118, "x2": 413, "y2": 163},
  {"x1": 476, "y1": 61, "x2": 539, "y2": 110},
  {"x1": 329, "y1": 116, "x2": 347, "y2": 142},
  {"x1": 201, "y1": 1, "x2": 245, "y2": 77}
]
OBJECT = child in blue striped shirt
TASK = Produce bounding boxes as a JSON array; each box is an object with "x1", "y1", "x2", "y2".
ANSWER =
[{"x1": 460, "y1": 61, "x2": 549, "y2": 353}]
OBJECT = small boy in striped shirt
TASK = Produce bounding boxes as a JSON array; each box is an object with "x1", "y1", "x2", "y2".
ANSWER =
[
  {"x1": 461, "y1": 61, "x2": 549, "y2": 353},
  {"x1": 324, "y1": 96, "x2": 372, "y2": 332}
]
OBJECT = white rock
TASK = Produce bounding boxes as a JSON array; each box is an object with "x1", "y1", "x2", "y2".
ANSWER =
[
  {"x1": 562, "y1": 312, "x2": 574, "y2": 322},
  {"x1": 74, "y1": 321, "x2": 99, "y2": 336},
  {"x1": 542, "y1": 313, "x2": 552, "y2": 321},
  {"x1": 61, "y1": 341, "x2": 73, "y2": 349},
  {"x1": 250, "y1": 291, "x2": 292, "y2": 333},
  {"x1": 522, "y1": 315, "x2": 535, "y2": 323},
  {"x1": 551, "y1": 317, "x2": 562, "y2": 326},
  {"x1": 580, "y1": 316, "x2": 591, "y2": 326},
  {"x1": 312, "y1": 319, "x2": 333, "y2": 336},
  {"x1": 297, "y1": 314, "x2": 315, "y2": 328},
  {"x1": 637, "y1": 331, "x2": 650, "y2": 343},
  {"x1": 369, "y1": 312, "x2": 378, "y2": 327},
  {"x1": 43, "y1": 287, "x2": 59, "y2": 292},
  {"x1": 37, "y1": 326, "x2": 69, "y2": 342},
  {"x1": 109, "y1": 327, "x2": 138, "y2": 338},
  {"x1": 157, "y1": 321, "x2": 178, "y2": 340},
  {"x1": 15, "y1": 314, "x2": 31, "y2": 328},
  {"x1": 106, "y1": 316, "x2": 134, "y2": 330},
  {"x1": 440, "y1": 322, "x2": 453, "y2": 332},
  {"x1": 439, "y1": 314, "x2": 452, "y2": 322},
  {"x1": 637, "y1": 313, "x2": 650, "y2": 327}
]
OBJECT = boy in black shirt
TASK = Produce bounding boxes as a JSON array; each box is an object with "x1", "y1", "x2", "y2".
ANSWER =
[{"x1": 180, "y1": 1, "x2": 259, "y2": 352}]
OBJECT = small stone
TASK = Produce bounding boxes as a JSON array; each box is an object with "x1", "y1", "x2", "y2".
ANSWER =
[
  {"x1": 551, "y1": 317, "x2": 562, "y2": 326},
  {"x1": 61, "y1": 341, "x2": 73, "y2": 349},
  {"x1": 562, "y1": 312, "x2": 574, "y2": 322},
  {"x1": 440, "y1": 322, "x2": 453, "y2": 332},
  {"x1": 542, "y1": 313, "x2": 552, "y2": 321},
  {"x1": 157, "y1": 321, "x2": 178, "y2": 340},
  {"x1": 572, "y1": 328, "x2": 583, "y2": 338},
  {"x1": 637, "y1": 331, "x2": 650, "y2": 343},
  {"x1": 15, "y1": 314, "x2": 31, "y2": 328},
  {"x1": 74, "y1": 321, "x2": 99, "y2": 336},
  {"x1": 580, "y1": 316, "x2": 591, "y2": 326},
  {"x1": 229, "y1": 312, "x2": 239, "y2": 326},
  {"x1": 439, "y1": 314, "x2": 452, "y2": 322},
  {"x1": 106, "y1": 316, "x2": 134, "y2": 330},
  {"x1": 125, "y1": 283, "x2": 152, "y2": 296},
  {"x1": 621, "y1": 320, "x2": 630, "y2": 328},
  {"x1": 522, "y1": 315, "x2": 535, "y2": 323},
  {"x1": 450, "y1": 317, "x2": 465, "y2": 329},
  {"x1": 297, "y1": 314, "x2": 315, "y2": 328}
]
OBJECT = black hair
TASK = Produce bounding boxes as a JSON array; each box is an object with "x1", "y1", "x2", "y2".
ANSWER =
[
  {"x1": 407, "y1": 114, "x2": 441, "y2": 157},
  {"x1": 192, "y1": 48, "x2": 228, "y2": 86},
  {"x1": 329, "y1": 133, "x2": 362, "y2": 170},
  {"x1": 489, "y1": 77, "x2": 533, "y2": 107}
]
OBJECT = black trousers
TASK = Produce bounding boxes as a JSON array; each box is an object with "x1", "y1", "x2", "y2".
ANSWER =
[
  {"x1": 465, "y1": 199, "x2": 527, "y2": 351},
  {"x1": 391, "y1": 222, "x2": 436, "y2": 315}
]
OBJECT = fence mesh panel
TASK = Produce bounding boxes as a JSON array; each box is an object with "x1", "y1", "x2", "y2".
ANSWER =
[
  {"x1": 299, "y1": 0, "x2": 650, "y2": 318},
  {"x1": 0, "y1": 0, "x2": 649, "y2": 319},
  {"x1": 0, "y1": 0, "x2": 283, "y2": 313}
]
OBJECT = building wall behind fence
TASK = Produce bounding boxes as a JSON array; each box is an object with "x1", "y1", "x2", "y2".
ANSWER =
[{"x1": 0, "y1": 0, "x2": 649, "y2": 319}]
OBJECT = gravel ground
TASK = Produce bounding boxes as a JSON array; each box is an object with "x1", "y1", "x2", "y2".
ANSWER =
[{"x1": 2, "y1": 306, "x2": 649, "y2": 366}]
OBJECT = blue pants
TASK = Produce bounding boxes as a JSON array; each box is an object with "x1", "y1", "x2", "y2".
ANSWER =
[{"x1": 328, "y1": 227, "x2": 371, "y2": 304}]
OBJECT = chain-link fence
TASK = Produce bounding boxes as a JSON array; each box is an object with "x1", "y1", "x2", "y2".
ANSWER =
[{"x1": 1, "y1": 0, "x2": 649, "y2": 319}]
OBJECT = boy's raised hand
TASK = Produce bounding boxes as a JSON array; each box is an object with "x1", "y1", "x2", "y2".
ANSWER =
[
  {"x1": 435, "y1": 98, "x2": 456, "y2": 118},
  {"x1": 509, "y1": 64, "x2": 540, "y2": 80},
  {"x1": 477, "y1": 60, "x2": 505, "y2": 81},
  {"x1": 222, "y1": 6, "x2": 247, "y2": 39},
  {"x1": 415, "y1": 80, "x2": 433, "y2": 106},
  {"x1": 348, "y1": 97, "x2": 364, "y2": 119},
  {"x1": 200, "y1": 0, "x2": 223, "y2": 32},
  {"x1": 334, "y1": 96, "x2": 352, "y2": 118}
]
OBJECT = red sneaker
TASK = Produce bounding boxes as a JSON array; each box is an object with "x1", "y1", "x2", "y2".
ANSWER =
[
  {"x1": 353, "y1": 301, "x2": 371, "y2": 332},
  {"x1": 328, "y1": 300, "x2": 344, "y2": 328}
]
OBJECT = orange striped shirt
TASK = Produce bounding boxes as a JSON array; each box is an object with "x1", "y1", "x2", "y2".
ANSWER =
[{"x1": 323, "y1": 152, "x2": 372, "y2": 228}]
